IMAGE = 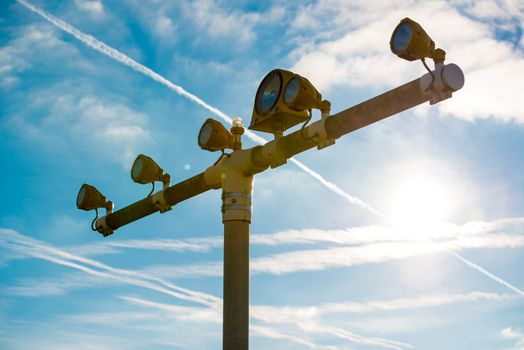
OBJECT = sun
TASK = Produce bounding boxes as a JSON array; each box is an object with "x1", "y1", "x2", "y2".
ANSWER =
[{"x1": 384, "y1": 169, "x2": 455, "y2": 229}]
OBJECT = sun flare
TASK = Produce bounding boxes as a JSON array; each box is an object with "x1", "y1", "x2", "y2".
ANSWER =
[{"x1": 385, "y1": 170, "x2": 455, "y2": 228}]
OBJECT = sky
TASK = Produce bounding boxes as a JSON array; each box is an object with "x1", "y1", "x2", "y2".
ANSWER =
[{"x1": 1, "y1": 0, "x2": 524, "y2": 349}]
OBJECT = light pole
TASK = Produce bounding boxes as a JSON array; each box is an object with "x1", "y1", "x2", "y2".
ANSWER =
[{"x1": 76, "y1": 18, "x2": 464, "y2": 350}]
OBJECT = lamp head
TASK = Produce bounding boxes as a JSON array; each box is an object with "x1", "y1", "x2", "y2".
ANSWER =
[
  {"x1": 198, "y1": 118, "x2": 233, "y2": 152},
  {"x1": 131, "y1": 154, "x2": 164, "y2": 184},
  {"x1": 250, "y1": 69, "x2": 323, "y2": 134},
  {"x1": 76, "y1": 184, "x2": 109, "y2": 211},
  {"x1": 390, "y1": 18, "x2": 441, "y2": 61}
]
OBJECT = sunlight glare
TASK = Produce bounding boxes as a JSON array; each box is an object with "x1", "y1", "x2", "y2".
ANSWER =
[{"x1": 385, "y1": 171, "x2": 455, "y2": 230}]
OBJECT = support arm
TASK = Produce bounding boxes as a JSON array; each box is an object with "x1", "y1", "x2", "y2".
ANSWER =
[
  {"x1": 92, "y1": 63, "x2": 463, "y2": 236},
  {"x1": 95, "y1": 172, "x2": 218, "y2": 235}
]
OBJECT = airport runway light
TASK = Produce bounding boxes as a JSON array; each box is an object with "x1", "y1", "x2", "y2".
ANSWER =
[
  {"x1": 390, "y1": 18, "x2": 445, "y2": 62},
  {"x1": 249, "y1": 69, "x2": 325, "y2": 135},
  {"x1": 76, "y1": 184, "x2": 112, "y2": 211},
  {"x1": 76, "y1": 17, "x2": 465, "y2": 350},
  {"x1": 198, "y1": 118, "x2": 235, "y2": 152},
  {"x1": 131, "y1": 154, "x2": 170, "y2": 189}
]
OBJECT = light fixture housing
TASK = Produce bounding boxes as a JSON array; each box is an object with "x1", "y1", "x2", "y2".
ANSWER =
[
  {"x1": 76, "y1": 184, "x2": 110, "y2": 211},
  {"x1": 390, "y1": 18, "x2": 441, "y2": 61},
  {"x1": 198, "y1": 118, "x2": 233, "y2": 152},
  {"x1": 131, "y1": 154, "x2": 164, "y2": 184},
  {"x1": 249, "y1": 69, "x2": 322, "y2": 134}
]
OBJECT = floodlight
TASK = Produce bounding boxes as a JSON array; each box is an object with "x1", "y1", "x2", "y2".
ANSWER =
[
  {"x1": 390, "y1": 18, "x2": 444, "y2": 61},
  {"x1": 131, "y1": 154, "x2": 166, "y2": 185},
  {"x1": 76, "y1": 184, "x2": 111, "y2": 211},
  {"x1": 198, "y1": 118, "x2": 233, "y2": 152},
  {"x1": 255, "y1": 70, "x2": 281, "y2": 116},
  {"x1": 250, "y1": 69, "x2": 324, "y2": 135}
]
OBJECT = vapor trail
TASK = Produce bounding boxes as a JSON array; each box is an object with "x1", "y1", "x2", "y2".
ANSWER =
[
  {"x1": 1, "y1": 229, "x2": 219, "y2": 306},
  {"x1": 16, "y1": 0, "x2": 383, "y2": 217},
  {"x1": 453, "y1": 253, "x2": 524, "y2": 297},
  {"x1": 18, "y1": 0, "x2": 521, "y2": 309}
]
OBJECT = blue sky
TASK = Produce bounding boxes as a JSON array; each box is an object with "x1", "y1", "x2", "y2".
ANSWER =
[{"x1": 1, "y1": 0, "x2": 524, "y2": 349}]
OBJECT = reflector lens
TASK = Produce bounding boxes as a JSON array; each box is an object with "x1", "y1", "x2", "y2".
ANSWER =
[
  {"x1": 392, "y1": 22, "x2": 412, "y2": 53},
  {"x1": 131, "y1": 158, "x2": 143, "y2": 180},
  {"x1": 131, "y1": 154, "x2": 163, "y2": 184},
  {"x1": 284, "y1": 77, "x2": 300, "y2": 104},
  {"x1": 77, "y1": 185, "x2": 87, "y2": 208},
  {"x1": 198, "y1": 121, "x2": 214, "y2": 147},
  {"x1": 76, "y1": 184, "x2": 106, "y2": 211},
  {"x1": 197, "y1": 118, "x2": 232, "y2": 152},
  {"x1": 255, "y1": 71, "x2": 281, "y2": 115}
]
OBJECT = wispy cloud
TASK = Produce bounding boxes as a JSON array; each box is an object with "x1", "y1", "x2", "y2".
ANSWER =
[
  {"x1": 3, "y1": 228, "x2": 520, "y2": 349},
  {"x1": 252, "y1": 291, "x2": 516, "y2": 322},
  {"x1": 0, "y1": 228, "x2": 219, "y2": 306},
  {"x1": 122, "y1": 294, "x2": 411, "y2": 350},
  {"x1": 250, "y1": 324, "x2": 337, "y2": 350},
  {"x1": 250, "y1": 233, "x2": 524, "y2": 274},
  {"x1": 289, "y1": 0, "x2": 524, "y2": 123},
  {"x1": 501, "y1": 327, "x2": 524, "y2": 350},
  {"x1": 16, "y1": 0, "x2": 382, "y2": 217},
  {"x1": 57, "y1": 217, "x2": 524, "y2": 258}
]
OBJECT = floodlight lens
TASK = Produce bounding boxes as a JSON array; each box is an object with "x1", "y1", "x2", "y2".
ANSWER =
[
  {"x1": 392, "y1": 22, "x2": 412, "y2": 53},
  {"x1": 199, "y1": 121, "x2": 214, "y2": 146},
  {"x1": 131, "y1": 158, "x2": 143, "y2": 180},
  {"x1": 284, "y1": 77, "x2": 300, "y2": 104},
  {"x1": 255, "y1": 71, "x2": 281, "y2": 115},
  {"x1": 131, "y1": 154, "x2": 163, "y2": 184},
  {"x1": 197, "y1": 118, "x2": 232, "y2": 151},
  {"x1": 76, "y1": 183, "x2": 106, "y2": 211},
  {"x1": 77, "y1": 185, "x2": 87, "y2": 208}
]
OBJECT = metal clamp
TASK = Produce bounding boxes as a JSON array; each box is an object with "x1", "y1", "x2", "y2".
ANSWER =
[
  {"x1": 222, "y1": 191, "x2": 252, "y2": 222},
  {"x1": 95, "y1": 216, "x2": 114, "y2": 237},
  {"x1": 306, "y1": 111, "x2": 336, "y2": 150},
  {"x1": 261, "y1": 141, "x2": 287, "y2": 169},
  {"x1": 151, "y1": 190, "x2": 172, "y2": 213},
  {"x1": 421, "y1": 62, "x2": 465, "y2": 105}
]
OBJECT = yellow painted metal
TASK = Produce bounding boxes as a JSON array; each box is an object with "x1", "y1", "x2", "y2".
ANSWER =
[
  {"x1": 249, "y1": 69, "x2": 322, "y2": 134},
  {"x1": 223, "y1": 220, "x2": 249, "y2": 350},
  {"x1": 390, "y1": 17, "x2": 445, "y2": 61},
  {"x1": 76, "y1": 184, "x2": 112, "y2": 212},
  {"x1": 130, "y1": 154, "x2": 165, "y2": 184}
]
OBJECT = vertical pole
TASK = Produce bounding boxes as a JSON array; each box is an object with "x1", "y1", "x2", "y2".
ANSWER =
[
  {"x1": 223, "y1": 220, "x2": 250, "y2": 350},
  {"x1": 221, "y1": 176, "x2": 253, "y2": 350}
]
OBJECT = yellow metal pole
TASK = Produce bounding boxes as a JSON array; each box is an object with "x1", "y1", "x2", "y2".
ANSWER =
[{"x1": 223, "y1": 219, "x2": 250, "y2": 350}]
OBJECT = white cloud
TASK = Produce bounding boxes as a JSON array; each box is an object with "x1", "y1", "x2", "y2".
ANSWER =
[
  {"x1": 252, "y1": 291, "x2": 514, "y2": 324},
  {"x1": 0, "y1": 24, "x2": 72, "y2": 87},
  {"x1": 74, "y1": 0, "x2": 105, "y2": 16},
  {"x1": 8, "y1": 93, "x2": 152, "y2": 167},
  {"x1": 55, "y1": 217, "x2": 524, "y2": 259},
  {"x1": 501, "y1": 327, "x2": 524, "y2": 350},
  {"x1": 0, "y1": 228, "x2": 219, "y2": 306},
  {"x1": 251, "y1": 233, "x2": 524, "y2": 275},
  {"x1": 179, "y1": 0, "x2": 266, "y2": 47},
  {"x1": 289, "y1": 0, "x2": 524, "y2": 123},
  {"x1": 124, "y1": 295, "x2": 410, "y2": 350},
  {"x1": 155, "y1": 15, "x2": 175, "y2": 37}
]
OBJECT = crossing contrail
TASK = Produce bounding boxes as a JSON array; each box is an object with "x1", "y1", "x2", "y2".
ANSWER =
[
  {"x1": 16, "y1": 0, "x2": 384, "y2": 217},
  {"x1": 17, "y1": 0, "x2": 524, "y2": 302},
  {"x1": 453, "y1": 253, "x2": 524, "y2": 297}
]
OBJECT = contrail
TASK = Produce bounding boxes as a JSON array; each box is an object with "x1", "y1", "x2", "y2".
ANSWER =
[
  {"x1": 453, "y1": 253, "x2": 524, "y2": 297},
  {"x1": 16, "y1": 0, "x2": 383, "y2": 217},
  {"x1": 18, "y1": 0, "x2": 521, "y2": 310},
  {"x1": 1, "y1": 228, "x2": 220, "y2": 306},
  {"x1": 2, "y1": 228, "x2": 404, "y2": 350}
]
